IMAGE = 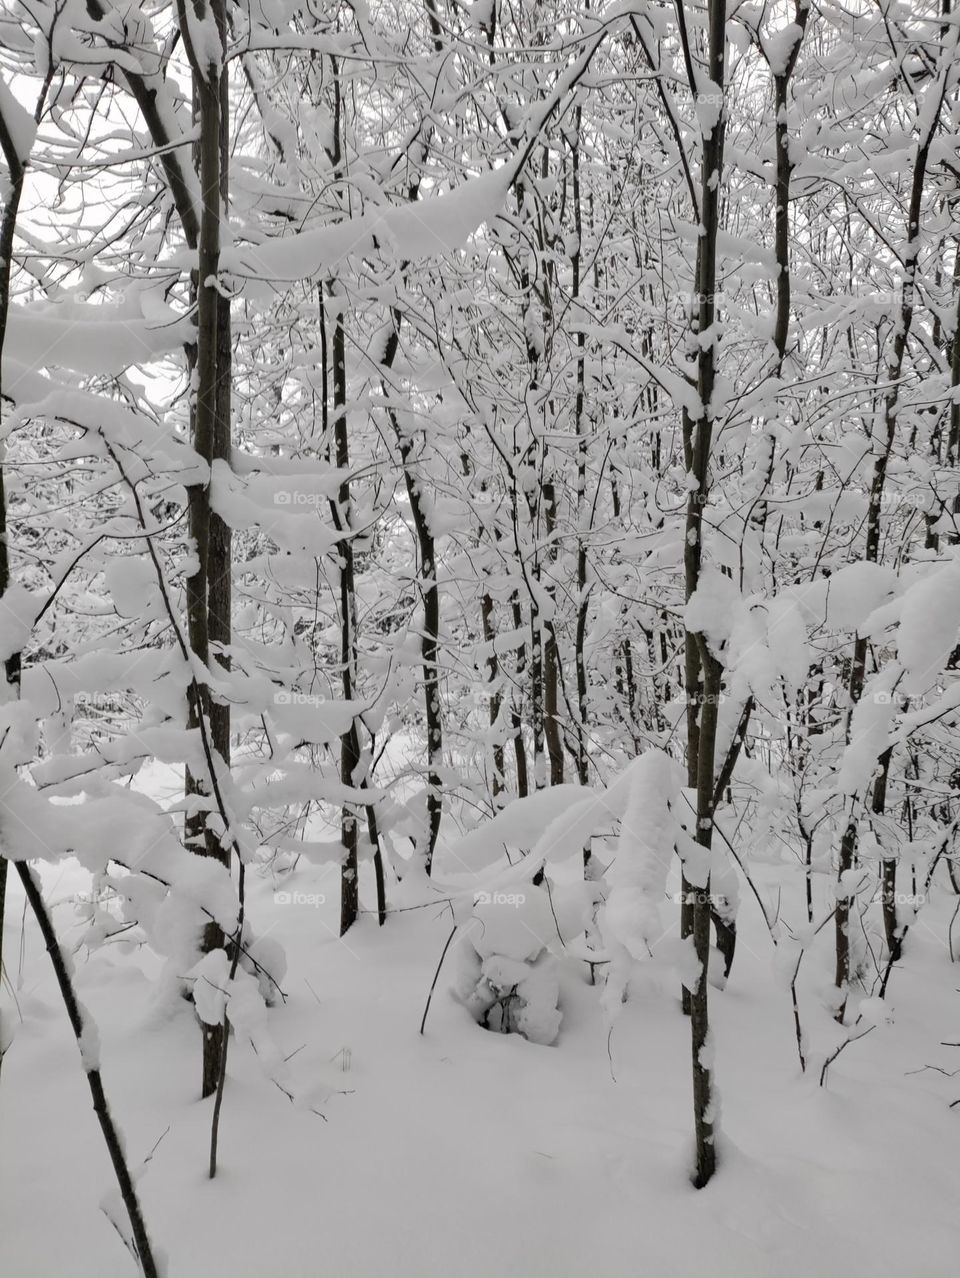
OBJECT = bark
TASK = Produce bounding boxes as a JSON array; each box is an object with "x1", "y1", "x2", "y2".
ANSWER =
[
  {"x1": 947, "y1": 239, "x2": 960, "y2": 543},
  {"x1": 751, "y1": 5, "x2": 810, "y2": 540},
  {"x1": 529, "y1": 583, "x2": 546, "y2": 790},
  {"x1": 570, "y1": 118, "x2": 591, "y2": 803},
  {"x1": 480, "y1": 592, "x2": 506, "y2": 801},
  {"x1": 16, "y1": 863, "x2": 160, "y2": 1277},
  {"x1": 309, "y1": 59, "x2": 364, "y2": 933},
  {"x1": 208, "y1": 37, "x2": 232, "y2": 806},
  {"x1": 511, "y1": 596, "x2": 530, "y2": 797},
  {"x1": 874, "y1": 747, "x2": 900, "y2": 961},
  {"x1": 543, "y1": 480, "x2": 564, "y2": 786},
  {"x1": 364, "y1": 787, "x2": 388, "y2": 928},
  {"x1": 331, "y1": 296, "x2": 361, "y2": 935},
  {"x1": 178, "y1": 0, "x2": 230, "y2": 1096},
  {"x1": 679, "y1": 0, "x2": 728, "y2": 1188}
]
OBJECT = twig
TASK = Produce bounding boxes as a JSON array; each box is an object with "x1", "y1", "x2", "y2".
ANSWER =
[
  {"x1": 819, "y1": 1022, "x2": 877, "y2": 1087},
  {"x1": 420, "y1": 923, "x2": 458, "y2": 1035}
]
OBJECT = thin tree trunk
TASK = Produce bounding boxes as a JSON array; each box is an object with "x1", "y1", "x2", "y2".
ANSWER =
[
  {"x1": 380, "y1": 312, "x2": 443, "y2": 872},
  {"x1": 396, "y1": 435, "x2": 442, "y2": 874},
  {"x1": 543, "y1": 480, "x2": 564, "y2": 786},
  {"x1": 208, "y1": 15, "x2": 232, "y2": 828},
  {"x1": 178, "y1": 0, "x2": 229, "y2": 1099},
  {"x1": 364, "y1": 786, "x2": 387, "y2": 927},
  {"x1": 834, "y1": 44, "x2": 952, "y2": 1016},
  {"x1": 511, "y1": 596, "x2": 529, "y2": 797},
  {"x1": 875, "y1": 747, "x2": 900, "y2": 960},
  {"x1": 16, "y1": 863, "x2": 160, "y2": 1277},
  {"x1": 947, "y1": 239, "x2": 960, "y2": 542},
  {"x1": 481, "y1": 592, "x2": 506, "y2": 802},
  {"x1": 680, "y1": 0, "x2": 727, "y2": 1188},
  {"x1": 332, "y1": 295, "x2": 361, "y2": 935}
]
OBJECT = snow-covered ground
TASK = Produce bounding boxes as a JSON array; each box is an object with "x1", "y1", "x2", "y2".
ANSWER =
[{"x1": 3, "y1": 842, "x2": 959, "y2": 1278}]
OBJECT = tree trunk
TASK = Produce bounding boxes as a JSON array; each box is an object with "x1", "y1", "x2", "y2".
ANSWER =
[
  {"x1": 543, "y1": 480, "x2": 564, "y2": 786},
  {"x1": 178, "y1": 0, "x2": 229, "y2": 1099},
  {"x1": 834, "y1": 42, "x2": 952, "y2": 1016},
  {"x1": 332, "y1": 297, "x2": 361, "y2": 935},
  {"x1": 679, "y1": 0, "x2": 728, "y2": 1188},
  {"x1": 16, "y1": 864, "x2": 160, "y2": 1277},
  {"x1": 481, "y1": 592, "x2": 506, "y2": 802},
  {"x1": 396, "y1": 436, "x2": 442, "y2": 874}
]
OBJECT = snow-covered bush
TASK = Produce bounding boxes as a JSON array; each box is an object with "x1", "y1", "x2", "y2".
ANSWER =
[{"x1": 453, "y1": 888, "x2": 563, "y2": 1045}]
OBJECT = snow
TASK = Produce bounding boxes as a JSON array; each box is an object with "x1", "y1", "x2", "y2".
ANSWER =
[
  {"x1": 4, "y1": 6, "x2": 960, "y2": 1274},
  {"x1": 602, "y1": 750, "x2": 681, "y2": 960},
  {"x1": 224, "y1": 164, "x2": 516, "y2": 283},
  {"x1": 179, "y1": 0, "x2": 224, "y2": 78},
  {"x1": 5, "y1": 853, "x2": 960, "y2": 1277},
  {"x1": 791, "y1": 560, "x2": 900, "y2": 633},
  {"x1": 469, "y1": 0, "x2": 494, "y2": 29},
  {"x1": 473, "y1": 951, "x2": 562, "y2": 1045},
  {"x1": 5, "y1": 385, "x2": 204, "y2": 485},
  {"x1": 466, "y1": 888, "x2": 560, "y2": 963},
  {"x1": 103, "y1": 556, "x2": 158, "y2": 619},
  {"x1": 445, "y1": 784, "x2": 589, "y2": 872},
  {"x1": 762, "y1": 23, "x2": 805, "y2": 76},
  {"x1": 836, "y1": 670, "x2": 898, "y2": 796},
  {"x1": 695, "y1": 82, "x2": 724, "y2": 138},
  {"x1": 897, "y1": 559, "x2": 960, "y2": 696},
  {"x1": 0, "y1": 584, "x2": 35, "y2": 664},
  {"x1": 2, "y1": 301, "x2": 192, "y2": 375},
  {"x1": 0, "y1": 75, "x2": 37, "y2": 165},
  {"x1": 77, "y1": 1006, "x2": 102, "y2": 1072},
  {"x1": 210, "y1": 460, "x2": 342, "y2": 557},
  {"x1": 188, "y1": 949, "x2": 230, "y2": 1026},
  {"x1": 268, "y1": 694, "x2": 365, "y2": 746},
  {"x1": 685, "y1": 567, "x2": 739, "y2": 654}
]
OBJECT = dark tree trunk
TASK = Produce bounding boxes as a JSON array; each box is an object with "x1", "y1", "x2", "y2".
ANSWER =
[
  {"x1": 511, "y1": 596, "x2": 529, "y2": 798},
  {"x1": 396, "y1": 438, "x2": 442, "y2": 874},
  {"x1": 835, "y1": 73, "x2": 945, "y2": 1017},
  {"x1": 679, "y1": 0, "x2": 728, "y2": 1188},
  {"x1": 874, "y1": 748, "x2": 900, "y2": 961},
  {"x1": 543, "y1": 481, "x2": 564, "y2": 786},
  {"x1": 178, "y1": 0, "x2": 229, "y2": 1099},
  {"x1": 16, "y1": 864, "x2": 160, "y2": 1277},
  {"x1": 481, "y1": 592, "x2": 506, "y2": 802},
  {"x1": 332, "y1": 301, "x2": 361, "y2": 935}
]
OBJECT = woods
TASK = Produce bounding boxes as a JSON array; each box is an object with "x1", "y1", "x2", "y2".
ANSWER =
[{"x1": 2, "y1": 1, "x2": 960, "y2": 1274}]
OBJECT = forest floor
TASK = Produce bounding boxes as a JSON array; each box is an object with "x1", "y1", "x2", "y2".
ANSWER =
[{"x1": 3, "y1": 819, "x2": 960, "y2": 1278}]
